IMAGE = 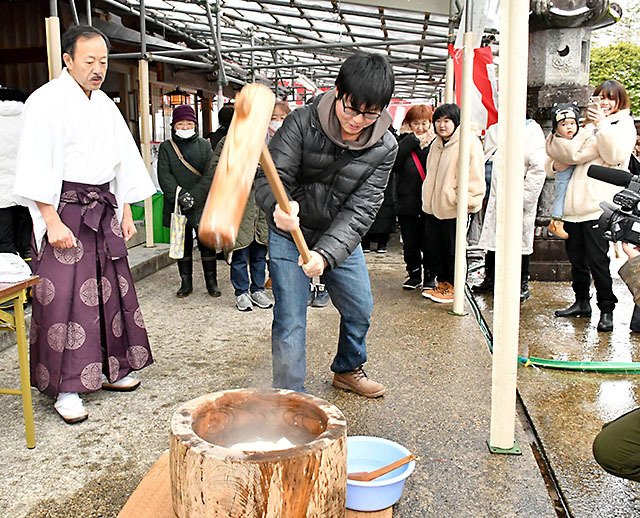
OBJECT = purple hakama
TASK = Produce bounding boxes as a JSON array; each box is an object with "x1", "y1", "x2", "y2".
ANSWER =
[{"x1": 30, "y1": 181, "x2": 153, "y2": 397}]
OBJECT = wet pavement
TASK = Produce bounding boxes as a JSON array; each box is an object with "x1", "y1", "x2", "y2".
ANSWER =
[{"x1": 0, "y1": 236, "x2": 638, "y2": 517}]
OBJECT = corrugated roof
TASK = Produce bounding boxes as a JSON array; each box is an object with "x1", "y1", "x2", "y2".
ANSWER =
[{"x1": 104, "y1": 0, "x2": 464, "y2": 101}]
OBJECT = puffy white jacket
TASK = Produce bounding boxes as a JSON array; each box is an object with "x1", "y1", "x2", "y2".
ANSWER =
[
  {"x1": 545, "y1": 109, "x2": 636, "y2": 223},
  {"x1": 0, "y1": 100, "x2": 24, "y2": 208}
]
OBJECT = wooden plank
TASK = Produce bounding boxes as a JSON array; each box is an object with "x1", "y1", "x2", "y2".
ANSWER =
[
  {"x1": 120, "y1": 452, "x2": 392, "y2": 518},
  {"x1": 117, "y1": 452, "x2": 175, "y2": 518},
  {"x1": 0, "y1": 276, "x2": 39, "y2": 300}
]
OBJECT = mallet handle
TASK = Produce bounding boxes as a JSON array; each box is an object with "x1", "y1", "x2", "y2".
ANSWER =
[{"x1": 260, "y1": 145, "x2": 312, "y2": 264}]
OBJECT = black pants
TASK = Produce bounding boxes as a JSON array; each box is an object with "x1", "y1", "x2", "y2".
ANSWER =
[
  {"x1": 483, "y1": 251, "x2": 530, "y2": 284},
  {"x1": 398, "y1": 214, "x2": 427, "y2": 276},
  {"x1": 593, "y1": 407, "x2": 640, "y2": 482},
  {"x1": 0, "y1": 206, "x2": 32, "y2": 258},
  {"x1": 181, "y1": 223, "x2": 215, "y2": 259},
  {"x1": 423, "y1": 214, "x2": 457, "y2": 284},
  {"x1": 564, "y1": 221, "x2": 617, "y2": 312}
]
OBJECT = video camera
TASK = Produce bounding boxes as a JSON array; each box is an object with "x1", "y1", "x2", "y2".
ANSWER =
[{"x1": 588, "y1": 165, "x2": 640, "y2": 246}]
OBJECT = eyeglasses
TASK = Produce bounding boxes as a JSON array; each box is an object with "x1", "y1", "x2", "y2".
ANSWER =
[{"x1": 341, "y1": 98, "x2": 382, "y2": 121}]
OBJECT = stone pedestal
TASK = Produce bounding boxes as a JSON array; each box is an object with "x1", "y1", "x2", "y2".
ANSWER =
[{"x1": 527, "y1": 27, "x2": 595, "y2": 281}]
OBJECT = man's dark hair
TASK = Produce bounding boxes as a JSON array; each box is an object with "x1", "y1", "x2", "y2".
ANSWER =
[
  {"x1": 335, "y1": 53, "x2": 394, "y2": 111},
  {"x1": 218, "y1": 105, "x2": 234, "y2": 128},
  {"x1": 433, "y1": 103, "x2": 460, "y2": 130},
  {"x1": 0, "y1": 87, "x2": 28, "y2": 103},
  {"x1": 62, "y1": 25, "x2": 111, "y2": 59}
]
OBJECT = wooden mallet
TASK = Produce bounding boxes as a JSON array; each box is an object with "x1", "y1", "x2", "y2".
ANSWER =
[{"x1": 198, "y1": 83, "x2": 311, "y2": 264}]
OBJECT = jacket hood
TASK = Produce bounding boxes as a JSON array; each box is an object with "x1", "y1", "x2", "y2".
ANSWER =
[
  {"x1": 315, "y1": 89, "x2": 393, "y2": 151},
  {"x1": 0, "y1": 100, "x2": 24, "y2": 117}
]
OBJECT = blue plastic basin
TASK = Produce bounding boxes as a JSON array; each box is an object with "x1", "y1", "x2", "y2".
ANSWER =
[{"x1": 346, "y1": 436, "x2": 415, "y2": 511}]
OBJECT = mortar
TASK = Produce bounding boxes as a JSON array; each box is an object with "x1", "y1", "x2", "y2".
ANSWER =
[{"x1": 169, "y1": 388, "x2": 347, "y2": 518}]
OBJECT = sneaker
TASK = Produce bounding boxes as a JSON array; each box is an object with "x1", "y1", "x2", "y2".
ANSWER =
[
  {"x1": 424, "y1": 282, "x2": 454, "y2": 303},
  {"x1": 311, "y1": 284, "x2": 330, "y2": 307},
  {"x1": 376, "y1": 244, "x2": 387, "y2": 254},
  {"x1": 402, "y1": 275, "x2": 422, "y2": 290},
  {"x1": 102, "y1": 373, "x2": 141, "y2": 392},
  {"x1": 54, "y1": 392, "x2": 88, "y2": 424},
  {"x1": 332, "y1": 366, "x2": 385, "y2": 398},
  {"x1": 250, "y1": 290, "x2": 273, "y2": 309},
  {"x1": 236, "y1": 293, "x2": 253, "y2": 312}
]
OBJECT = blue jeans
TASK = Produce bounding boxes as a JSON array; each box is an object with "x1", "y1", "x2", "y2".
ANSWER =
[
  {"x1": 268, "y1": 230, "x2": 372, "y2": 392},
  {"x1": 552, "y1": 166, "x2": 574, "y2": 220},
  {"x1": 230, "y1": 241, "x2": 268, "y2": 296}
]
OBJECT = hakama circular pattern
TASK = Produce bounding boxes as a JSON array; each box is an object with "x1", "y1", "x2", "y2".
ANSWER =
[
  {"x1": 111, "y1": 214, "x2": 123, "y2": 237},
  {"x1": 80, "y1": 362, "x2": 102, "y2": 391},
  {"x1": 66, "y1": 322, "x2": 86, "y2": 350},
  {"x1": 46, "y1": 323, "x2": 67, "y2": 352},
  {"x1": 53, "y1": 238, "x2": 84, "y2": 264},
  {"x1": 34, "y1": 277, "x2": 55, "y2": 305},
  {"x1": 101, "y1": 277, "x2": 112, "y2": 304},
  {"x1": 108, "y1": 356, "x2": 120, "y2": 382},
  {"x1": 118, "y1": 275, "x2": 129, "y2": 297},
  {"x1": 112, "y1": 311, "x2": 123, "y2": 338},
  {"x1": 35, "y1": 363, "x2": 50, "y2": 391},
  {"x1": 127, "y1": 346, "x2": 149, "y2": 369},
  {"x1": 133, "y1": 307, "x2": 145, "y2": 329},
  {"x1": 79, "y1": 278, "x2": 99, "y2": 306},
  {"x1": 29, "y1": 320, "x2": 38, "y2": 345}
]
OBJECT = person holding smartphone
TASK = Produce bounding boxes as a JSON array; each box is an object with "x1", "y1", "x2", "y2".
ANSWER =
[{"x1": 550, "y1": 80, "x2": 636, "y2": 332}]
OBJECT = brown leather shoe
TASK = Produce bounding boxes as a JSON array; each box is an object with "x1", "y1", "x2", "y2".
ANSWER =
[
  {"x1": 333, "y1": 366, "x2": 385, "y2": 398},
  {"x1": 547, "y1": 219, "x2": 568, "y2": 239}
]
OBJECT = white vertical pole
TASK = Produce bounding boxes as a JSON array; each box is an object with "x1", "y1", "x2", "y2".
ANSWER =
[
  {"x1": 45, "y1": 17, "x2": 62, "y2": 80},
  {"x1": 139, "y1": 0, "x2": 155, "y2": 247},
  {"x1": 444, "y1": 0, "x2": 456, "y2": 104},
  {"x1": 444, "y1": 56, "x2": 455, "y2": 104},
  {"x1": 489, "y1": 0, "x2": 529, "y2": 451},
  {"x1": 451, "y1": 3, "x2": 474, "y2": 315}
]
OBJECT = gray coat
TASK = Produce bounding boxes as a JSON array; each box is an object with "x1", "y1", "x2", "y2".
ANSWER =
[{"x1": 477, "y1": 120, "x2": 547, "y2": 255}]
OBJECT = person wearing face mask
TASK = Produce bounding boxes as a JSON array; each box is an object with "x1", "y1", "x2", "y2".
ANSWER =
[
  {"x1": 158, "y1": 104, "x2": 219, "y2": 298},
  {"x1": 549, "y1": 80, "x2": 636, "y2": 332},
  {"x1": 268, "y1": 100, "x2": 291, "y2": 139}
]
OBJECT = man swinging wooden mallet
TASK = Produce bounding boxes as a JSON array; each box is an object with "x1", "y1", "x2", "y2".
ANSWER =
[{"x1": 201, "y1": 53, "x2": 397, "y2": 397}]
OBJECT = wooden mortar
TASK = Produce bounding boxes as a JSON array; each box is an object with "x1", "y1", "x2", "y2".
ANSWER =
[{"x1": 170, "y1": 388, "x2": 347, "y2": 517}]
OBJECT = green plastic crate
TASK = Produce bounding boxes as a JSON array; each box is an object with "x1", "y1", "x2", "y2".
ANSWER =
[{"x1": 130, "y1": 192, "x2": 170, "y2": 244}]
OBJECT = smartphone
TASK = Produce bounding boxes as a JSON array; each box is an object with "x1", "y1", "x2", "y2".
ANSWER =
[{"x1": 588, "y1": 96, "x2": 600, "y2": 110}]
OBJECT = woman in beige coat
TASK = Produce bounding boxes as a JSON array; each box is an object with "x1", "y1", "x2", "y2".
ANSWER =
[
  {"x1": 550, "y1": 80, "x2": 636, "y2": 332},
  {"x1": 421, "y1": 103, "x2": 486, "y2": 303}
]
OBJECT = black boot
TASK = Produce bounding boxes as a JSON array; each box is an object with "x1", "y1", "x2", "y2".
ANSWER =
[
  {"x1": 597, "y1": 312, "x2": 613, "y2": 332},
  {"x1": 520, "y1": 280, "x2": 530, "y2": 303},
  {"x1": 555, "y1": 299, "x2": 591, "y2": 318},
  {"x1": 631, "y1": 304, "x2": 640, "y2": 333},
  {"x1": 201, "y1": 252, "x2": 221, "y2": 297},
  {"x1": 176, "y1": 259, "x2": 193, "y2": 298},
  {"x1": 473, "y1": 251, "x2": 495, "y2": 293}
]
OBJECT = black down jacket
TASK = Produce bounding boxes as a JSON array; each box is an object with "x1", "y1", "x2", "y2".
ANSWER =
[
  {"x1": 255, "y1": 97, "x2": 398, "y2": 270},
  {"x1": 393, "y1": 132, "x2": 431, "y2": 216}
]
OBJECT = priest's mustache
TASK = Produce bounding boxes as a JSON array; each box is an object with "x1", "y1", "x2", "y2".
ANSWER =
[{"x1": 91, "y1": 75, "x2": 103, "y2": 81}]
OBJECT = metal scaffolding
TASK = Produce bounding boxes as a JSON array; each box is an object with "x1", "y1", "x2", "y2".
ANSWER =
[{"x1": 99, "y1": 0, "x2": 473, "y2": 101}]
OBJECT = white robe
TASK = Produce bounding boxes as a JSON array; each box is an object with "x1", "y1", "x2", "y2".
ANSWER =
[{"x1": 13, "y1": 69, "x2": 155, "y2": 250}]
